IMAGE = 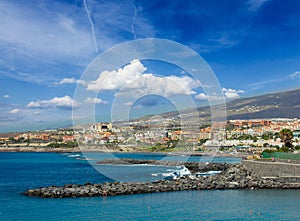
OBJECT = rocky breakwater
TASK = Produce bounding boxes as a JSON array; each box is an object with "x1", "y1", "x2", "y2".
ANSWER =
[
  {"x1": 24, "y1": 163, "x2": 300, "y2": 198},
  {"x1": 95, "y1": 158, "x2": 231, "y2": 173}
]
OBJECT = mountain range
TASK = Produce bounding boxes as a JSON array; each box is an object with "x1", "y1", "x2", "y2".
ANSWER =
[{"x1": 144, "y1": 88, "x2": 300, "y2": 122}]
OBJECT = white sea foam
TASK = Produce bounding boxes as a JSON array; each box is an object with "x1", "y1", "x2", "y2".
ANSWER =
[
  {"x1": 152, "y1": 165, "x2": 192, "y2": 180},
  {"x1": 195, "y1": 171, "x2": 222, "y2": 176},
  {"x1": 68, "y1": 154, "x2": 81, "y2": 158}
]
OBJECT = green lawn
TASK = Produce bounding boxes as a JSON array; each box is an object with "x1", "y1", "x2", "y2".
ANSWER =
[{"x1": 262, "y1": 152, "x2": 300, "y2": 160}]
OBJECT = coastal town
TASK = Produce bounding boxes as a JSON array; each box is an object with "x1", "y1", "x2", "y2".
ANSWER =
[{"x1": 1, "y1": 117, "x2": 300, "y2": 154}]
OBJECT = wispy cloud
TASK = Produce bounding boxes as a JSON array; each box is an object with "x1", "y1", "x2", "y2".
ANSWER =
[
  {"x1": 197, "y1": 32, "x2": 242, "y2": 53},
  {"x1": 0, "y1": 0, "x2": 96, "y2": 85},
  {"x1": 3, "y1": 94, "x2": 10, "y2": 99},
  {"x1": 130, "y1": 0, "x2": 138, "y2": 40},
  {"x1": 89, "y1": 0, "x2": 154, "y2": 40},
  {"x1": 9, "y1": 108, "x2": 21, "y2": 114},
  {"x1": 0, "y1": 0, "x2": 155, "y2": 85},
  {"x1": 33, "y1": 111, "x2": 40, "y2": 115},
  {"x1": 248, "y1": 78, "x2": 285, "y2": 90},
  {"x1": 0, "y1": 1, "x2": 94, "y2": 60},
  {"x1": 249, "y1": 71, "x2": 300, "y2": 90},
  {"x1": 288, "y1": 71, "x2": 300, "y2": 79},
  {"x1": 247, "y1": 0, "x2": 269, "y2": 12},
  {"x1": 0, "y1": 70, "x2": 58, "y2": 85},
  {"x1": 83, "y1": 0, "x2": 99, "y2": 54}
]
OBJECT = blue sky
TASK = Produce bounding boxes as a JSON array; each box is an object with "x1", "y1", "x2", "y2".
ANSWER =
[{"x1": 0, "y1": 0, "x2": 300, "y2": 132}]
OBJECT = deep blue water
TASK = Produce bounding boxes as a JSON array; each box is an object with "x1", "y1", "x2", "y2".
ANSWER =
[{"x1": 1, "y1": 152, "x2": 300, "y2": 220}]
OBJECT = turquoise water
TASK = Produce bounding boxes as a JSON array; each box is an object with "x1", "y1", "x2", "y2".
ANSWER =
[{"x1": 1, "y1": 152, "x2": 300, "y2": 220}]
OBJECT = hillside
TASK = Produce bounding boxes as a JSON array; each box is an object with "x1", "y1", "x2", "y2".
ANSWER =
[
  {"x1": 224, "y1": 88, "x2": 300, "y2": 120},
  {"x1": 139, "y1": 88, "x2": 300, "y2": 122}
]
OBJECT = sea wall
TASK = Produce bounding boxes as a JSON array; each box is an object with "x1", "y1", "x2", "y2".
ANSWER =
[
  {"x1": 241, "y1": 160, "x2": 300, "y2": 177},
  {"x1": 25, "y1": 163, "x2": 300, "y2": 198}
]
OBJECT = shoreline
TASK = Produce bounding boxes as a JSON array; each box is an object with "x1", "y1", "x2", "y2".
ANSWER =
[
  {"x1": 0, "y1": 147, "x2": 245, "y2": 158},
  {"x1": 0, "y1": 147, "x2": 80, "y2": 153}
]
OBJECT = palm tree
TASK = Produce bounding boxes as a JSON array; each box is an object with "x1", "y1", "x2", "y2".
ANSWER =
[{"x1": 279, "y1": 128, "x2": 294, "y2": 150}]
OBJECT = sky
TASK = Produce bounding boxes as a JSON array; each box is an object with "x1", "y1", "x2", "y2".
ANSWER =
[{"x1": 0, "y1": 0, "x2": 300, "y2": 132}]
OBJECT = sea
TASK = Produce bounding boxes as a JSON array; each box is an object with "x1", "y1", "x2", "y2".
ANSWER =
[{"x1": 1, "y1": 152, "x2": 300, "y2": 221}]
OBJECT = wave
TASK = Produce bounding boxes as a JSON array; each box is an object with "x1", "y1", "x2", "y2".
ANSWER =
[
  {"x1": 95, "y1": 163, "x2": 163, "y2": 167},
  {"x1": 195, "y1": 171, "x2": 222, "y2": 176},
  {"x1": 151, "y1": 165, "x2": 192, "y2": 180},
  {"x1": 68, "y1": 154, "x2": 81, "y2": 158}
]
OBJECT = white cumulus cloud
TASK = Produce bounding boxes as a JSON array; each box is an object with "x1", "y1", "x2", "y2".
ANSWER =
[
  {"x1": 87, "y1": 59, "x2": 200, "y2": 97},
  {"x1": 195, "y1": 93, "x2": 223, "y2": 101},
  {"x1": 84, "y1": 97, "x2": 107, "y2": 104},
  {"x1": 9, "y1": 108, "x2": 21, "y2": 114},
  {"x1": 59, "y1": 78, "x2": 87, "y2": 86},
  {"x1": 87, "y1": 59, "x2": 147, "y2": 91},
  {"x1": 195, "y1": 88, "x2": 244, "y2": 101},
  {"x1": 125, "y1": 102, "x2": 133, "y2": 106},
  {"x1": 27, "y1": 95, "x2": 77, "y2": 109},
  {"x1": 222, "y1": 88, "x2": 244, "y2": 99}
]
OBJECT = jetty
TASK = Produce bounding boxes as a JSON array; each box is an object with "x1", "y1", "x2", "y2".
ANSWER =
[{"x1": 24, "y1": 160, "x2": 300, "y2": 198}]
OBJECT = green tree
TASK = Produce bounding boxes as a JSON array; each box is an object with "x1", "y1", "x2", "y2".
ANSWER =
[
  {"x1": 262, "y1": 132, "x2": 273, "y2": 140},
  {"x1": 166, "y1": 139, "x2": 179, "y2": 148},
  {"x1": 279, "y1": 128, "x2": 294, "y2": 150},
  {"x1": 263, "y1": 143, "x2": 269, "y2": 147},
  {"x1": 198, "y1": 139, "x2": 208, "y2": 146},
  {"x1": 273, "y1": 132, "x2": 280, "y2": 140}
]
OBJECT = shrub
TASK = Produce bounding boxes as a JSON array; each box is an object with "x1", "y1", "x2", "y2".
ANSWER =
[
  {"x1": 262, "y1": 149, "x2": 276, "y2": 153},
  {"x1": 277, "y1": 147, "x2": 290, "y2": 152}
]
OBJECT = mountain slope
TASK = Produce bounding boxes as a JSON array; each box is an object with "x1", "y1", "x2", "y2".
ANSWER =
[
  {"x1": 148, "y1": 88, "x2": 300, "y2": 122},
  {"x1": 224, "y1": 88, "x2": 300, "y2": 119}
]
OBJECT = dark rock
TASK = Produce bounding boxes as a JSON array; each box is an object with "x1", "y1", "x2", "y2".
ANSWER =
[{"x1": 24, "y1": 162, "x2": 300, "y2": 198}]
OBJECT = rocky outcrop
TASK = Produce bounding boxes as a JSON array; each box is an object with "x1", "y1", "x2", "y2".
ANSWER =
[{"x1": 24, "y1": 163, "x2": 300, "y2": 198}]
